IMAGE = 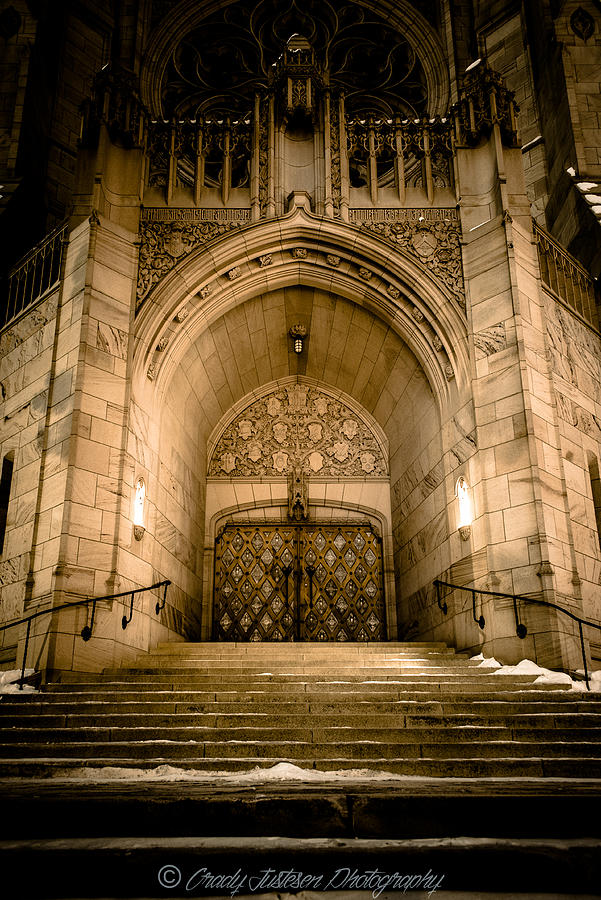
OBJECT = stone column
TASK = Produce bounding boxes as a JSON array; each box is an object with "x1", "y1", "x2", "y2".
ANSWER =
[{"x1": 455, "y1": 64, "x2": 586, "y2": 670}]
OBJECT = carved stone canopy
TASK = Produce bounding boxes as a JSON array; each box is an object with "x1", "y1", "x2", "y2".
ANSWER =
[{"x1": 208, "y1": 383, "x2": 387, "y2": 478}]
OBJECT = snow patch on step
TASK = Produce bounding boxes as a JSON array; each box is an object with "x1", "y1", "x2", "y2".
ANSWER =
[
  {"x1": 39, "y1": 762, "x2": 415, "y2": 783},
  {"x1": 0, "y1": 669, "x2": 37, "y2": 694}
]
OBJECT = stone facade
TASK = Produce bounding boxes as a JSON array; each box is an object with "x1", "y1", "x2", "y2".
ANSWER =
[{"x1": 0, "y1": 0, "x2": 600, "y2": 678}]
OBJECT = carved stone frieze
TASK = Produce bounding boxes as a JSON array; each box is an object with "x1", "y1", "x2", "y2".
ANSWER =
[
  {"x1": 208, "y1": 384, "x2": 387, "y2": 478},
  {"x1": 330, "y1": 99, "x2": 342, "y2": 216},
  {"x1": 349, "y1": 209, "x2": 465, "y2": 308},
  {"x1": 136, "y1": 214, "x2": 250, "y2": 310}
]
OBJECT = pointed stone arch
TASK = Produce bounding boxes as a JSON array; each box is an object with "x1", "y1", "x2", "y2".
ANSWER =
[{"x1": 134, "y1": 204, "x2": 469, "y2": 419}]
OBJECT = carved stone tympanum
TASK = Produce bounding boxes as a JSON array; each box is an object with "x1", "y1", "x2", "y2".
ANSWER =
[{"x1": 208, "y1": 384, "x2": 387, "y2": 477}]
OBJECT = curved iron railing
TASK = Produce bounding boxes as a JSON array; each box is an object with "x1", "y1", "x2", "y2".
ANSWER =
[
  {"x1": 0, "y1": 580, "x2": 171, "y2": 689},
  {"x1": 434, "y1": 578, "x2": 601, "y2": 691}
]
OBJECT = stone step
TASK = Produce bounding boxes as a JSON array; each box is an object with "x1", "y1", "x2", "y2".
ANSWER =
[
  {"x1": 3, "y1": 711, "x2": 601, "y2": 729},
  {"x1": 2, "y1": 736, "x2": 599, "y2": 760},
  {"x1": 43, "y1": 673, "x2": 563, "y2": 688},
  {"x1": 31, "y1": 689, "x2": 579, "y2": 707},
  {"x1": 153, "y1": 641, "x2": 452, "y2": 649},
  {"x1": 4, "y1": 696, "x2": 601, "y2": 715},
  {"x1": 97, "y1": 667, "x2": 508, "y2": 680},
  {"x1": 2, "y1": 725, "x2": 599, "y2": 744},
  {"x1": 1, "y1": 832, "x2": 599, "y2": 899},
  {"x1": 0, "y1": 754, "x2": 599, "y2": 778},
  {"x1": 115, "y1": 661, "x2": 487, "y2": 672}
]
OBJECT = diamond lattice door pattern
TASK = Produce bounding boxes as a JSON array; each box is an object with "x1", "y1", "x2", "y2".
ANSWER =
[{"x1": 213, "y1": 524, "x2": 385, "y2": 641}]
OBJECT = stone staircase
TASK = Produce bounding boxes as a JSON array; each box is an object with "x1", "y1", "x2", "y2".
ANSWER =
[
  {"x1": 1, "y1": 640, "x2": 601, "y2": 777},
  {"x1": 2, "y1": 642, "x2": 601, "y2": 899}
]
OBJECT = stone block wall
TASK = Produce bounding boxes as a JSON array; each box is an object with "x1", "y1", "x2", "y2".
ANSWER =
[
  {"x1": 545, "y1": 293, "x2": 601, "y2": 661},
  {"x1": 0, "y1": 290, "x2": 59, "y2": 665}
]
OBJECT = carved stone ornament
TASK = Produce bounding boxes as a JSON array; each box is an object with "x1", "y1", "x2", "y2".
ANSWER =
[
  {"x1": 156, "y1": 336, "x2": 169, "y2": 351},
  {"x1": 444, "y1": 363, "x2": 455, "y2": 381},
  {"x1": 228, "y1": 266, "x2": 242, "y2": 280},
  {"x1": 200, "y1": 285, "x2": 212, "y2": 299},
  {"x1": 292, "y1": 248, "x2": 308, "y2": 259},
  {"x1": 259, "y1": 254, "x2": 273, "y2": 267},
  {"x1": 326, "y1": 254, "x2": 341, "y2": 267},
  {"x1": 288, "y1": 467, "x2": 309, "y2": 520},
  {"x1": 349, "y1": 209, "x2": 465, "y2": 309},
  {"x1": 358, "y1": 267, "x2": 372, "y2": 280},
  {"x1": 411, "y1": 307, "x2": 425, "y2": 323},
  {"x1": 147, "y1": 362, "x2": 157, "y2": 380},
  {"x1": 570, "y1": 7, "x2": 595, "y2": 40},
  {"x1": 432, "y1": 335, "x2": 443, "y2": 352},
  {"x1": 174, "y1": 308, "x2": 189, "y2": 323},
  {"x1": 208, "y1": 384, "x2": 387, "y2": 478},
  {"x1": 136, "y1": 213, "x2": 250, "y2": 310},
  {"x1": 452, "y1": 61, "x2": 519, "y2": 149},
  {"x1": 387, "y1": 285, "x2": 401, "y2": 299}
]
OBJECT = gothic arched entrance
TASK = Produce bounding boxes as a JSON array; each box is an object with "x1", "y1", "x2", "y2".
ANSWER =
[{"x1": 206, "y1": 378, "x2": 391, "y2": 641}]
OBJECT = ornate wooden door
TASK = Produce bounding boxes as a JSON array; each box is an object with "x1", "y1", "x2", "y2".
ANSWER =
[{"x1": 213, "y1": 523, "x2": 386, "y2": 641}]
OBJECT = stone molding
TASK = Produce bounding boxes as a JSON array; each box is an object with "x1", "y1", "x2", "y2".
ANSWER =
[{"x1": 135, "y1": 208, "x2": 468, "y2": 400}]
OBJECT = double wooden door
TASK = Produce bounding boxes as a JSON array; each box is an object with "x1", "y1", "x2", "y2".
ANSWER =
[{"x1": 212, "y1": 523, "x2": 386, "y2": 641}]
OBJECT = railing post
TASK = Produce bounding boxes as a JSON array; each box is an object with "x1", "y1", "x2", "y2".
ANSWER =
[
  {"x1": 81, "y1": 596, "x2": 98, "y2": 642},
  {"x1": 435, "y1": 579, "x2": 447, "y2": 615},
  {"x1": 513, "y1": 595, "x2": 527, "y2": 639},
  {"x1": 579, "y1": 620, "x2": 590, "y2": 691},
  {"x1": 20, "y1": 618, "x2": 32, "y2": 690},
  {"x1": 155, "y1": 581, "x2": 169, "y2": 616},
  {"x1": 472, "y1": 589, "x2": 485, "y2": 630},
  {"x1": 122, "y1": 592, "x2": 136, "y2": 630}
]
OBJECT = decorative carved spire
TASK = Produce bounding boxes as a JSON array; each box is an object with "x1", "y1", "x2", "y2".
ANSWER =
[
  {"x1": 452, "y1": 61, "x2": 520, "y2": 148},
  {"x1": 80, "y1": 63, "x2": 144, "y2": 150}
]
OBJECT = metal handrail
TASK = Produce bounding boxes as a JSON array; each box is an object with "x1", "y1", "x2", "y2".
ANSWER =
[
  {"x1": 434, "y1": 578, "x2": 601, "y2": 690},
  {"x1": 0, "y1": 579, "x2": 171, "y2": 689}
]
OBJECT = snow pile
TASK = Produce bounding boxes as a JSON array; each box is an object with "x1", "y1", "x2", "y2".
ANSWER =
[
  {"x1": 48, "y1": 761, "x2": 408, "y2": 783},
  {"x1": 0, "y1": 668, "x2": 37, "y2": 694},
  {"x1": 470, "y1": 654, "x2": 598, "y2": 688},
  {"x1": 470, "y1": 652, "x2": 501, "y2": 669}
]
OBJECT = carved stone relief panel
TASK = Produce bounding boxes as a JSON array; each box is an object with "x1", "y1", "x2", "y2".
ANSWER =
[
  {"x1": 136, "y1": 209, "x2": 251, "y2": 309},
  {"x1": 349, "y1": 209, "x2": 465, "y2": 308},
  {"x1": 208, "y1": 384, "x2": 387, "y2": 477}
]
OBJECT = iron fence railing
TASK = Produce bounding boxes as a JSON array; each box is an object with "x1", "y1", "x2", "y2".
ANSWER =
[
  {"x1": 2, "y1": 222, "x2": 68, "y2": 331},
  {"x1": 534, "y1": 221, "x2": 599, "y2": 329}
]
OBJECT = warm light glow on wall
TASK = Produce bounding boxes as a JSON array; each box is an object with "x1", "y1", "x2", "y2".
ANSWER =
[
  {"x1": 134, "y1": 476, "x2": 146, "y2": 539},
  {"x1": 455, "y1": 476, "x2": 473, "y2": 539}
]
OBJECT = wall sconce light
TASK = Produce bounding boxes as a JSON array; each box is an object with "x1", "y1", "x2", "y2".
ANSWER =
[
  {"x1": 455, "y1": 475, "x2": 473, "y2": 540},
  {"x1": 289, "y1": 324, "x2": 307, "y2": 353},
  {"x1": 133, "y1": 476, "x2": 146, "y2": 540}
]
